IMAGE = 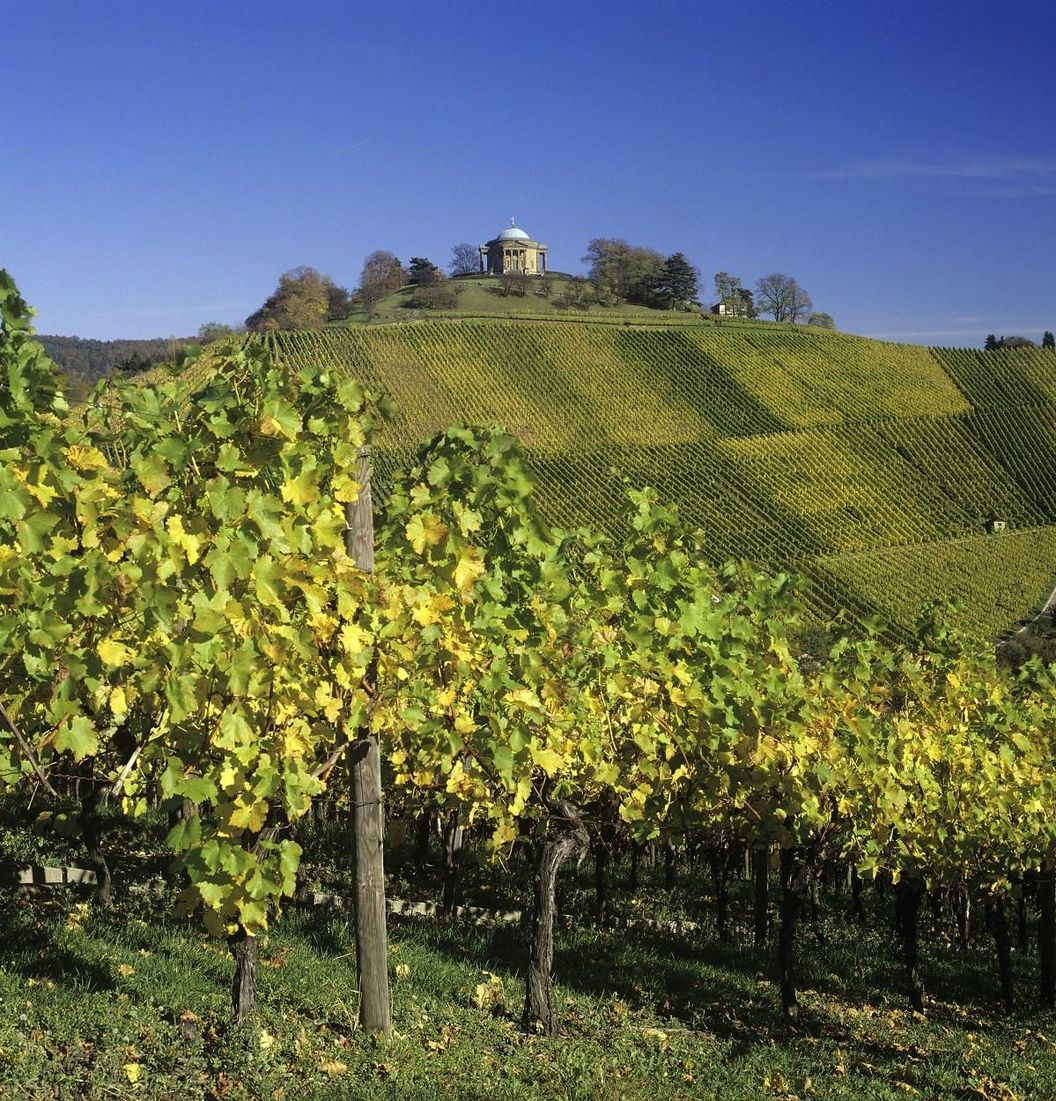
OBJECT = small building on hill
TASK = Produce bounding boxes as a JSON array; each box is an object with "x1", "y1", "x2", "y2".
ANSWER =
[{"x1": 479, "y1": 220, "x2": 549, "y2": 275}]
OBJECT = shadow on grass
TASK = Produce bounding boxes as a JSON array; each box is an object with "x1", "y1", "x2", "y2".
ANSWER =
[
  {"x1": 376, "y1": 895, "x2": 1036, "y2": 1048},
  {"x1": 0, "y1": 897, "x2": 114, "y2": 993}
]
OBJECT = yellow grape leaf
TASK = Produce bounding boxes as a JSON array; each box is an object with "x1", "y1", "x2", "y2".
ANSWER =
[
  {"x1": 473, "y1": 971, "x2": 504, "y2": 1010},
  {"x1": 97, "y1": 639, "x2": 132, "y2": 667},
  {"x1": 280, "y1": 469, "x2": 319, "y2": 507},
  {"x1": 109, "y1": 686, "x2": 129, "y2": 716},
  {"x1": 491, "y1": 821, "x2": 518, "y2": 848},
  {"x1": 453, "y1": 547, "x2": 486, "y2": 593},
  {"x1": 320, "y1": 1059, "x2": 348, "y2": 1076},
  {"x1": 405, "y1": 512, "x2": 447, "y2": 555},
  {"x1": 123, "y1": 1062, "x2": 144, "y2": 1084},
  {"x1": 116, "y1": 963, "x2": 135, "y2": 977},
  {"x1": 530, "y1": 745, "x2": 564, "y2": 777},
  {"x1": 65, "y1": 444, "x2": 108, "y2": 471},
  {"x1": 452, "y1": 711, "x2": 476, "y2": 735},
  {"x1": 506, "y1": 687, "x2": 542, "y2": 711},
  {"x1": 166, "y1": 515, "x2": 202, "y2": 564},
  {"x1": 25, "y1": 480, "x2": 59, "y2": 506},
  {"x1": 228, "y1": 797, "x2": 268, "y2": 832}
]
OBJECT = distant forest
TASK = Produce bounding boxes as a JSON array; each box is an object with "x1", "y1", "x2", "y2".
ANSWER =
[{"x1": 39, "y1": 335, "x2": 198, "y2": 400}]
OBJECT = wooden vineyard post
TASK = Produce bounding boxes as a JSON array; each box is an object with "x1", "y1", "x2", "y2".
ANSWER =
[{"x1": 345, "y1": 447, "x2": 392, "y2": 1038}]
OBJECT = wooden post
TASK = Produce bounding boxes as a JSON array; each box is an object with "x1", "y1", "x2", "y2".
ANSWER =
[{"x1": 345, "y1": 448, "x2": 392, "y2": 1038}]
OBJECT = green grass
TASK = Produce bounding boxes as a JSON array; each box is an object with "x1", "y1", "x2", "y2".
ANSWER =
[
  {"x1": 341, "y1": 275, "x2": 724, "y2": 326},
  {"x1": 3, "y1": 881, "x2": 1056, "y2": 1100}
]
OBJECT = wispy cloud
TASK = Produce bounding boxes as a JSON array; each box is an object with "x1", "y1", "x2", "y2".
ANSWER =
[{"x1": 810, "y1": 156, "x2": 1056, "y2": 184}]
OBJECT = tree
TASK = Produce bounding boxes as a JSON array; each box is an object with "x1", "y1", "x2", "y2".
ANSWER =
[
  {"x1": 245, "y1": 267, "x2": 348, "y2": 331},
  {"x1": 408, "y1": 257, "x2": 442, "y2": 285},
  {"x1": 651, "y1": 253, "x2": 699, "y2": 309},
  {"x1": 582, "y1": 238, "x2": 664, "y2": 305},
  {"x1": 556, "y1": 277, "x2": 592, "y2": 312},
  {"x1": 755, "y1": 273, "x2": 813, "y2": 323},
  {"x1": 985, "y1": 334, "x2": 999, "y2": 351},
  {"x1": 500, "y1": 270, "x2": 530, "y2": 298},
  {"x1": 807, "y1": 312, "x2": 836, "y2": 329},
  {"x1": 197, "y1": 321, "x2": 237, "y2": 342},
  {"x1": 449, "y1": 243, "x2": 479, "y2": 277},
  {"x1": 359, "y1": 251, "x2": 406, "y2": 313},
  {"x1": 713, "y1": 272, "x2": 742, "y2": 308},
  {"x1": 406, "y1": 281, "x2": 461, "y2": 310},
  {"x1": 1043, "y1": 331, "x2": 1055, "y2": 350},
  {"x1": 327, "y1": 283, "x2": 354, "y2": 322},
  {"x1": 713, "y1": 273, "x2": 757, "y2": 318}
]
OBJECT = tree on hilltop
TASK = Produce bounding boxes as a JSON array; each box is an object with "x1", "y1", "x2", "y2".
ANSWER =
[
  {"x1": 651, "y1": 253, "x2": 699, "y2": 309},
  {"x1": 713, "y1": 273, "x2": 756, "y2": 318},
  {"x1": 985, "y1": 334, "x2": 998, "y2": 351},
  {"x1": 359, "y1": 250, "x2": 407, "y2": 313},
  {"x1": 583, "y1": 238, "x2": 664, "y2": 305},
  {"x1": 245, "y1": 267, "x2": 349, "y2": 332},
  {"x1": 449, "y1": 243, "x2": 479, "y2": 276},
  {"x1": 1043, "y1": 331, "x2": 1055, "y2": 350},
  {"x1": 807, "y1": 312, "x2": 836, "y2": 329},
  {"x1": 197, "y1": 321, "x2": 238, "y2": 341},
  {"x1": 756, "y1": 273, "x2": 813, "y2": 323},
  {"x1": 408, "y1": 257, "x2": 442, "y2": 285}
]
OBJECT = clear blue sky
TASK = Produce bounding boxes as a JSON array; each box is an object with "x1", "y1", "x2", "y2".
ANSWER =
[{"x1": 4, "y1": 0, "x2": 1054, "y2": 344}]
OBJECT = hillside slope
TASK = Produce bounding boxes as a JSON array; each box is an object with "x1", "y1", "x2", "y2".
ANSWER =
[{"x1": 268, "y1": 320, "x2": 1056, "y2": 639}]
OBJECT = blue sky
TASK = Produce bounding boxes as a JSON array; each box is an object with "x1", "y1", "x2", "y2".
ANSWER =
[{"x1": 3, "y1": 0, "x2": 1054, "y2": 344}]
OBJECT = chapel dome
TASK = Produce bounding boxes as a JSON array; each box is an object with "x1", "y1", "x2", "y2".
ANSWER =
[{"x1": 496, "y1": 224, "x2": 531, "y2": 241}]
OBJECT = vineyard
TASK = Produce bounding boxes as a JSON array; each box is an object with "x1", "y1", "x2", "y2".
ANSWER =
[
  {"x1": 9, "y1": 270, "x2": 1056, "y2": 1100},
  {"x1": 268, "y1": 321, "x2": 1056, "y2": 640}
]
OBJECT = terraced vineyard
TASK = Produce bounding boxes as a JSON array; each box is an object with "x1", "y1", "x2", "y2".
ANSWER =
[{"x1": 268, "y1": 320, "x2": 1056, "y2": 639}]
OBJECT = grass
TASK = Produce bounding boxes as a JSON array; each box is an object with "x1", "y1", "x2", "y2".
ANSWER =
[
  {"x1": 3, "y1": 866, "x2": 1056, "y2": 1100},
  {"x1": 339, "y1": 274, "x2": 720, "y2": 326}
]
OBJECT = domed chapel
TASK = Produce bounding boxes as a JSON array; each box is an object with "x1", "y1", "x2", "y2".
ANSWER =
[{"x1": 478, "y1": 219, "x2": 549, "y2": 275}]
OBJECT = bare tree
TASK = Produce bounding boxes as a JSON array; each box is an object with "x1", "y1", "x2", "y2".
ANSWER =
[
  {"x1": 755, "y1": 273, "x2": 813, "y2": 323},
  {"x1": 500, "y1": 270, "x2": 530, "y2": 298},
  {"x1": 449, "y1": 243, "x2": 479, "y2": 276}
]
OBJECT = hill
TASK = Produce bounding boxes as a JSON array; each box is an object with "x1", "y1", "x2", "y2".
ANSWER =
[
  {"x1": 343, "y1": 273, "x2": 735, "y2": 326},
  {"x1": 263, "y1": 318, "x2": 1056, "y2": 641},
  {"x1": 41, "y1": 334, "x2": 196, "y2": 400}
]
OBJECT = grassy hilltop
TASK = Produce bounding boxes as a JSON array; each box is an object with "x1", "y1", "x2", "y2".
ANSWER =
[
  {"x1": 262, "y1": 313, "x2": 1056, "y2": 641},
  {"x1": 343, "y1": 273, "x2": 724, "y2": 325}
]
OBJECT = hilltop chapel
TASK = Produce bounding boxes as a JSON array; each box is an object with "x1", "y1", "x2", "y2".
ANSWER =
[{"x1": 479, "y1": 219, "x2": 549, "y2": 275}]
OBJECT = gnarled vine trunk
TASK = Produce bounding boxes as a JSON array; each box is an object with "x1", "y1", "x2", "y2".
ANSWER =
[
  {"x1": 985, "y1": 898, "x2": 1015, "y2": 1013},
  {"x1": 441, "y1": 812, "x2": 465, "y2": 919},
  {"x1": 228, "y1": 926, "x2": 258, "y2": 1024},
  {"x1": 523, "y1": 799, "x2": 589, "y2": 1036},
  {"x1": 895, "y1": 877, "x2": 925, "y2": 1012},
  {"x1": 778, "y1": 847, "x2": 811, "y2": 1022},
  {"x1": 79, "y1": 782, "x2": 112, "y2": 909}
]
